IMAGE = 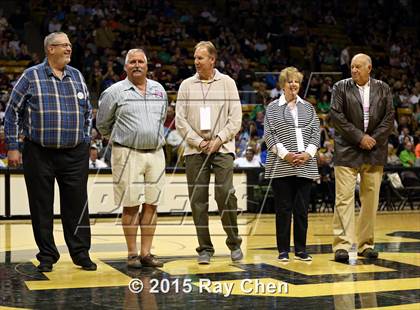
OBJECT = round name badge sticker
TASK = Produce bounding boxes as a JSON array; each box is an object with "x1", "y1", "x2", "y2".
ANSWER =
[{"x1": 77, "y1": 92, "x2": 84, "y2": 100}]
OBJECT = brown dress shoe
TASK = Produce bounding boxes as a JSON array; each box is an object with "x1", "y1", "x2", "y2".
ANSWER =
[
  {"x1": 141, "y1": 254, "x2": 164, "y2": 267},
  {"x1": 127, "y1": 255, "x2": 142, "y2": 269}
]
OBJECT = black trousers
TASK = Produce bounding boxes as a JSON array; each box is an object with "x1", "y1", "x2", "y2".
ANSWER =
[
  {"x1": 22, "y1": 140, "x2": 91, "y2": 264},
  {"x1": 271, "y1": 176, "x2": 312, "y2": 253}
]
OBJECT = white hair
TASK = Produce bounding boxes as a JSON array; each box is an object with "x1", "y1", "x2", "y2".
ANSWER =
[
  {"x1": 44, "y1": 32, "x2": 67, "y2": 54},
  {"x1": 125, "y1": 48, "x2": 148, "y2": 64}
]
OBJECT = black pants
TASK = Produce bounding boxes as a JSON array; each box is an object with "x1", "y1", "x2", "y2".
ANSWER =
[
  {"x1": 271, "y1": 176, "x2": 312, "y2": 253},
  {"x1": 22, "y1": 140, "x2": 91, "y2": 264},
  {"x1": 185, "y1": 153, "x2": 242, "y2": 255}
]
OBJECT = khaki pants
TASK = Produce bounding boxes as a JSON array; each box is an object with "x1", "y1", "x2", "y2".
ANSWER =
[
  {"x1": 333, "y1": 165, "x2": 383, "y2": 253},
  {"x1": 185, "y1": 153, "x2": 242, "y2": 255}
]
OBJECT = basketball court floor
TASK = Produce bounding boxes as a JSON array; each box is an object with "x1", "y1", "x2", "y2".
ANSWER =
[{"x1": 0, "y1": 211, "x2": 419, "y2": 309}]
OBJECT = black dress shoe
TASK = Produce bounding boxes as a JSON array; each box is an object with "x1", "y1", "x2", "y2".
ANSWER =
[
  {"x1": 75, "y1": 258, "x2": 97, "y2": 271},
  {"x1": 37, "y1": 262, "x2": 53, "y2": 272},
  {"x1": 334, "y1": 249, "x2": 349, "y2": 262},
  {"x1": 358, "y1": 248, "x2": 379, "y2": 259}
]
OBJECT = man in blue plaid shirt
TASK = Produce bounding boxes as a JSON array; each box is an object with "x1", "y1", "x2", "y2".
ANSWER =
[{"x1": 4, "y1": 32, "x2": 96, "y2": 272}]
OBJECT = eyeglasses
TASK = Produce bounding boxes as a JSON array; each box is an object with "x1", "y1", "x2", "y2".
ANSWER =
[{"x1": 50, "y1": 43, "x2": 72, "y2": 48}]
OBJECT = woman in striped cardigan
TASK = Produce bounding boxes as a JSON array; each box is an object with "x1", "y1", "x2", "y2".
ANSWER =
[{"x1": 264, "y1": 67, "x2": 320, "y2": 262}]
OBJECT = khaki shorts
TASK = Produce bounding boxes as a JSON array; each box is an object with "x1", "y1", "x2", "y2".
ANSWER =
[{"x1": 111, "y1": 146, "x2": 165, "y2": 207}]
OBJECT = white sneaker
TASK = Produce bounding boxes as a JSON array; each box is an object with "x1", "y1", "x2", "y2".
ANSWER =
[
  {"x1": 231, "y1": 248, "x2": 243, "y2": 261},
  {"x1": 198, "y1": 252, "x2": 211, "y2": 264},
  {"x1": 295, "y1": 252, "x2": 312, "y2": 261}
]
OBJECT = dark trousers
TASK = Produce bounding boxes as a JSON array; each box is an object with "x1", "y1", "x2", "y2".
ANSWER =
[
  {"x1": 185, "y1": 153, "x2": 242, "y2": 255},
  {"x1": 271, "y1": 176, "x2": 312, "y2": 253},
  {"x1": 22, "y1": 140, "x2": 91, "y2": 264}
]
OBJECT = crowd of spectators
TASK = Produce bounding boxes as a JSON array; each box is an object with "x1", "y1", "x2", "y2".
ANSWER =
[{"x1": 0, "y1": 0, "x2": 419, "y2": 173}]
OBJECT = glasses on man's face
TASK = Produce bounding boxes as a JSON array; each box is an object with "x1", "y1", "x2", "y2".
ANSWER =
[{"x1": 50, "y1": 43, "x2": 72, "y2": 48}]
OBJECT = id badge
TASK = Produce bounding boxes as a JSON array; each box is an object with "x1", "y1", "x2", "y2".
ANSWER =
[
  {"x1": 296, "y1": 128, "x2": 305, "y2": 152},
  {"x1": 200, "y1": 106, "x2": 211, "y2": 130}
]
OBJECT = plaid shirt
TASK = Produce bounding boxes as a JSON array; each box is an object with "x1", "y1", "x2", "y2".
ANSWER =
[{"x1": 5, "y1": 60, "x2": 91, "y2": 150}]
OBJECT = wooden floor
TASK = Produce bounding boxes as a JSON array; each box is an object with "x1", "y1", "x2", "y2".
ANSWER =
[{"x1": 0, "y1": 211, "x2": 419, "y2": 309}]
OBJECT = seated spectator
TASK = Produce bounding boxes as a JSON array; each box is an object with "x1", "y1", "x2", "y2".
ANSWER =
[
  {"x1": 250, "y1": 103, "x2": 265, "y2": 121},
  {"x1": 235, "y1": 125, "x2": 249, "y2": 157},
  {"x1": 324, "y1": 11, "x2": 337, "y2": 25},
  {"x1": 89, "y1": 145, "x2": 108, "y2": 168},
  {"x1": 254, "y1": 111, "x2": 265, "y2": 138},
  {"x1": 0, "y1": 126, "x2": 6, "y2": 158},
  {"x1": 398, "y1": 88, "x2": 411, "y2": 108},
  {"x1": 164, "y1": 104, "x2": 176, "y2": 133},
  {"x1": 319, "y1": 140, "x2": 334, "y2": 166},
  {"x1": 99, "y1": 139, "x2": 112, "y2": 167},
  {"x1": 321, "y1": 77, "x2": 333, "y2": 97},
  {"x1": 264, "y1": 71, "x2": 278, "y2": 90},
  {"x1": 409, "y1": 88, "x2": 419, "y2": 106},
  {"x1": 270, "y1": 80, "x2": 283, "y2": 100},
  {"x1": 237, "y1": 59, "x2": 256, "y2": 104},
  {"x1": 247, "y1": 120, "x2": 262, "y2": 142},
  {"x1": 319, "y1": 118, "x2": 332, "y2": 147},
  {"x1": 306, "y1": 78, "x2": 320, "y2": 99},
  {"x1": 415, "y1": 141, "x2": 420, "y2": 167},
  {"x1": 317, "y1": 152, "x2": 335, "y2": 207},
  {"x1": 339, "y1": 46, "x2": 350, "y2": 77},
  {"x1": 165, "y1": 129, "x2": 184, "y2": 167},
  {"x1": 259, "y1": 142, "x2": 268, "y2": 165},
  {"x1": 316, "y1": 93, "x2": 331, "y2": 113},
  {"x1": 415, "y1": 103, "x2": 420, "y2": 125},
  {"x1": 399, "y1": 141, "x2": 416, "y2": 167},
  {"x1": 398, "y1": 126, "x2": 414, "y2": 145},
  {"x1": 254, "y1": 82, "x2": 268, "y2": 106},
  {"x1": 0, "y1": 13, "x2": 8, "y2": 33},
  {"x1": 48, "y1": 17, "x2": 62, "y2": 33},
  {"x1": 90, "y1": 128, "x2": 103, "y2": 153},
  {"x1": 387, "y1": 144, "x2": 401, "y2": 166},
  {"x1": 247, "y1": 132, "x2": 262, "y2": 157},
  {"x1": 397, "y1": 115, "x2": 414, "y2": 136},
  {"x1": 234, "y1": 147, "x2": 261, "y2": 167}
]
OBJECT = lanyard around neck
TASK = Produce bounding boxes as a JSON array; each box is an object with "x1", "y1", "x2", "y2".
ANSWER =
[{"x1": 200, "y1": 81, "x2": 213, "y2": 105}]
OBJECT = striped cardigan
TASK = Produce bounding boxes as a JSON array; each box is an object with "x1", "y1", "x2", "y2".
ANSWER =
[{"x1": 264, "y1": 98, "x2": 320, "y2": 180}]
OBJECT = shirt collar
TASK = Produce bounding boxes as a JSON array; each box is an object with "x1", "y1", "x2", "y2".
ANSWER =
[
  {"x1": 43, "y1": 58, "x2": 71, "y2": 78},
  {"x1": 122, "y1": 78, "x2": 165, "y2": 99},
  {"x1": 192, "y1": 68, "x2": 222, "y2": 83},
  {"x1": 278, "y1": 93, "x2": 304, "y2": 106},
  {"x1": 122, "y1": 77, "x2": 151, "y2": 92},
  {"x1": 355, "y1": 78, "x2": 371, "y2": 90}
]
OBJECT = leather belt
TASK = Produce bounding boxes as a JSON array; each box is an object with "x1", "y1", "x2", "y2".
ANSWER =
[{"x1": 113, "y1": 142, "x2": 158, "y2": 153}]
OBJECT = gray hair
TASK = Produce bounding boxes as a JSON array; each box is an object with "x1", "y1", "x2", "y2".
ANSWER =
[
  {"x1": 44, "y1": 32, "x2": 68, "y2": 54},
  {"x1": 125, "y1": 48, "x2": 148, "y2": 64}
]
